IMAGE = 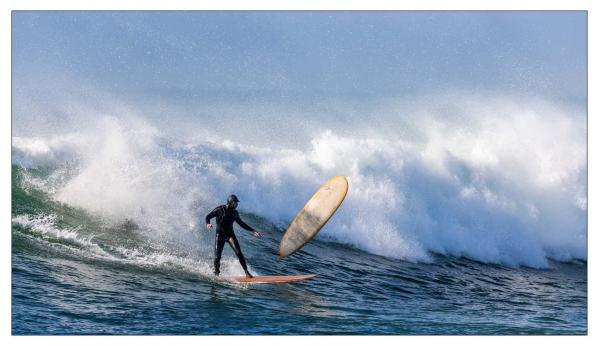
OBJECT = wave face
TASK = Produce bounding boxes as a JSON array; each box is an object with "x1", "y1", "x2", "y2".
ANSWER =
[{"x1": 12, "y1": 93, "x2": 587, "y2": 268}]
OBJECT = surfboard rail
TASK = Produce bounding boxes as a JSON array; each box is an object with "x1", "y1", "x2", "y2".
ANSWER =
[{"x1": 226, "y1": 274, "x2": 317, "y2": 284}]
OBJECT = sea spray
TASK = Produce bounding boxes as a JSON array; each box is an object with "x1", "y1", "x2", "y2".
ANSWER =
[{"x1": 12, "y1": 93, "x2": 587, "y2": 268}]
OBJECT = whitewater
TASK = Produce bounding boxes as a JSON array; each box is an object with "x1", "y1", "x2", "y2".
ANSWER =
[
  {"x1": 12, "y1": 92, "x2": 586, "y2": 267},
  {"x1": 11, "y1": 92, "x2": 587, "y2": 334}
]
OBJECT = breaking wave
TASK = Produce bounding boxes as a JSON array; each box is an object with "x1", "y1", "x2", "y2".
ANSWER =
[{"x1": 12, "y1": 92, "x2": 587, "y2": 268}]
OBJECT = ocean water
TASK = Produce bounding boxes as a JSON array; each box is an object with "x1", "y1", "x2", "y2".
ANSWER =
[
  {"x1": 11, "y1": 106, "x2": 587, "y2": 334},
  {"x1": 10, "y1": 10, "x2": 588, "y2": 335}
]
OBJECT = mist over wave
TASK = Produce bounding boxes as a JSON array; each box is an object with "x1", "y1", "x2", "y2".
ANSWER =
[{"x1": 12, "y1": 92, "x2": 587, "y2": 268}]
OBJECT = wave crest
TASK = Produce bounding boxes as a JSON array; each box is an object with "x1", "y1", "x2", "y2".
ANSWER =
[{"x1": 12, "y1": 94, "x2": 587, "y2": 267}]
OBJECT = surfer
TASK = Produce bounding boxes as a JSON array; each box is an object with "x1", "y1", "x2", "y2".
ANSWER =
[{"x1": 205, "y1": 194, "x2": 262, "y2": 278}]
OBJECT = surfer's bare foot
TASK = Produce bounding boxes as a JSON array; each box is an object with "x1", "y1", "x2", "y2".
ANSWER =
[
  {"x1": 245, "y1": 271, "x2": 253, "y2": 278},
  {"x1": 213, "y1": 270, "x2": 220, "y2": 277}
]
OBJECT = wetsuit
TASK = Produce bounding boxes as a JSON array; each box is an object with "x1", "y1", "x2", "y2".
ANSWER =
[{"x1": 205, "y1": 204, "x2": 255, "y2": 275}]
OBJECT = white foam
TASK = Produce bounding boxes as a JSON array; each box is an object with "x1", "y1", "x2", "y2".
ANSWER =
[
  {"x1": 12, "y1": 92, "x2": 587, "y2": 268},
  {"x1": 12, "y1": 214, "x2": 252, "y2": 279},
  {"x1": 12, "y1": 214, "x2": 109, "y2": 256}
]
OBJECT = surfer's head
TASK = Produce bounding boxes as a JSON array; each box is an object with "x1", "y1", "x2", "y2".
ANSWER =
[{"x1": 227, "y1": 194, "x2": 240, "y2": 209}]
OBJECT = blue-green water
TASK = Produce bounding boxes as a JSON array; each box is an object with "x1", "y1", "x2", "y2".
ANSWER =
[{"x1": 11, "y1": 165, "x2": 587, "y2": 335}]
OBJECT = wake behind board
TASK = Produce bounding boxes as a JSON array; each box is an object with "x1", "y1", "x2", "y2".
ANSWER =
[
  {"x1": 226, "y1": 274, "x2": 317, "y2": 284},
  {"x1": 278, "y1": 176, "x2": 348, "y2": 258}
]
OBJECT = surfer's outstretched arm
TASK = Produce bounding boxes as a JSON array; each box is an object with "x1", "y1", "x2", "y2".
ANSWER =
[
  {"x1": 234, "y1": 212, "x2": 261, "y2": 237},
  {"x1": 234, "y1": 212, "x2": 254, "y2": 231}
]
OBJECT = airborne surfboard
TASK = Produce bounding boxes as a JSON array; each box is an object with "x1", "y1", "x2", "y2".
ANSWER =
[
  {"x1": 278, "y1": 176, "x2": 349, "y2": 258},
  {"x1": 227, "y1": 274, "x2": 317, "y2": 284}
]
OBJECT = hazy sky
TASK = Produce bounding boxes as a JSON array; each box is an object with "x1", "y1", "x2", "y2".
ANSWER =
[
  {"x1": 12, "y1": 11, "x2": 587, "y2": 143},
  {"x1": 13, "y1": 11, "x2": 587, "y2": 97}
]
